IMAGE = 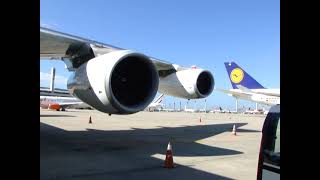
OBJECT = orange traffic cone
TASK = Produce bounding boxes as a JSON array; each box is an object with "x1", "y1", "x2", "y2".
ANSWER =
[
  {"x1": 163, "y1": 142, "x2": 176, "y2": 168},
  {"x1": 232, "y1": 124, "x2": 236, "y2": 135},
  {"x1": 89, "y1": 116, "x2": 92, "y2": 124}
]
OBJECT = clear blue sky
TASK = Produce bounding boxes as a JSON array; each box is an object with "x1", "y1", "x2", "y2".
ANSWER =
[{"x1": 40, "y1": 0, "x2": 279, "y2": 110}]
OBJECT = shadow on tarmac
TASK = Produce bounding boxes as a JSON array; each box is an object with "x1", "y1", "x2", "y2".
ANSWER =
[{"x1": 40, "y1": 122, "x2": 259, "y2": 180}]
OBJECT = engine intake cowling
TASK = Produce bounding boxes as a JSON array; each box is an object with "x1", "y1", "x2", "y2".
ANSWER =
[
  {"x1": 67, "y1": 50, "x2": 159, "y2": 114},
  {"x1": 158, "y1": 68, "x2": 214, "y2": 99}
]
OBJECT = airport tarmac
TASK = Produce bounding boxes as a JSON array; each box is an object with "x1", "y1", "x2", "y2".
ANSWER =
[{"x1": 40, "y1": 109, "x2": 266, "y2": 180}]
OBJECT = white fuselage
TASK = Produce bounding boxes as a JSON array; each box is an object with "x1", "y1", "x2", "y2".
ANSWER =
[
  {"x1": 230, "y1": 89, "x2": 280, "y2": 105},
  {"x1": 40, "y1": 96, "x2": 89, "y2": 109},
  {"x1": 40, "y1": 96, "x2": 79, "y2": 101},
  {"x1": 183, "y1": 105, "x2": 196, "y2": 112},
  {"x1": 184, "y1": 109, "x2": 196, "y2": 112}
]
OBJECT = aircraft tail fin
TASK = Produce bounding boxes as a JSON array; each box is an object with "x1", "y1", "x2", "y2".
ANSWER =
[
  {"x1": 224, "y1": 62, "x2": 265, "y2": 89},
  {"x1": 153, "y1": 94, "x2": 164, "y2": 104}
]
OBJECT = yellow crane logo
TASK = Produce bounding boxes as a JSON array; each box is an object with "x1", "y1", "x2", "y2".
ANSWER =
[{"x1": 230, "y1": 68, "x2": 244, "y2": 83}]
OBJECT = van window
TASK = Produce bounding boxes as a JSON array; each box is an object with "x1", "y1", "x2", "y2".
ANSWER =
[
  {"x1": 263, "y1": 117, "x2": 280, "y2": 167},
  {"x1": 259, "y1": 112, "x2": 280, "y2": 180}
]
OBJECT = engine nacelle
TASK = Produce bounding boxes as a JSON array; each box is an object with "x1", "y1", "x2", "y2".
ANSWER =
[
  {"x1": 67, "y1": 50, "x2": 159, "y2": 114},
  {"x1": 158, "y1": 68, "x2": 214, "y2": 99}
]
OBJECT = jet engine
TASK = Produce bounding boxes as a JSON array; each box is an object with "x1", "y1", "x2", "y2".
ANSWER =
[
  {"x1": 67, "y1": 50, "x2": 159, "y2": 114},
  {"x1": 158, "y1": 68, "x2": 214, "y2": 99}
]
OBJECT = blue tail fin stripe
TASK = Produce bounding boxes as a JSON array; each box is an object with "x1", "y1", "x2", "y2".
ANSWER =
[{"x1": 224, "y1": 62, "x2": 265, "y2": 89}]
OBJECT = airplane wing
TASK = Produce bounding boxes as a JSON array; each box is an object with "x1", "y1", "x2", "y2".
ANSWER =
[
  {"x1": 40, "y1": 27, "x2": 177, "y2": 73},
  {"x1": 215, "y1": 88, "x2": 253, "y2": 96},
  {"x1": 236, "y1": 85, "x2": 253, "y2": 93}
]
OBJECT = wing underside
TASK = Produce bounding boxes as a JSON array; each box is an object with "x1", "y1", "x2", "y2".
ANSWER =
[{"x1": 40, "y1": 27, "x2": 177, "y2": 72}]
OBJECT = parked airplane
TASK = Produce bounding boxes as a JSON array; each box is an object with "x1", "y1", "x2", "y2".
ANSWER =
[
  {"x1": 216, "y1": 62, "x2": 280, "y2": 106},
  {"x1": 40, "y1": 27, "x2": 214, "y2": 115},
  {"x1": 244, "y1": 108, "x2": 264, "y2": 114},
  {"x1": 210, "y1": 107, "x2": 225, "y2": 113},
  {"x1": 147, "y1": 94, "x2": 164, "y2": 111},
  {"x1": 184, "y1": 105, "x2": 196, "y2": 112},
  {"x1": 161, "y1": 108, "x2": 176, "y2": 112},
  {"x1": 40, "y1": 96, "x2": 84, "y2": 111}
]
